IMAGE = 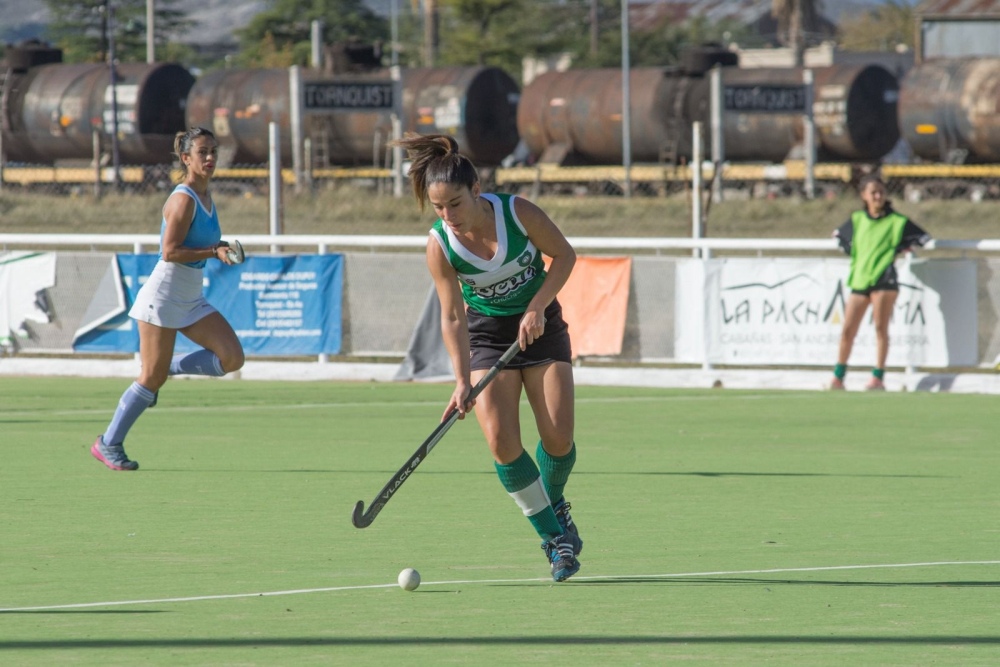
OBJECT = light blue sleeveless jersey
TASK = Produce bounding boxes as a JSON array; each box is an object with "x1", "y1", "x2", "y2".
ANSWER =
[{"x1": 159, "y1": 184, "x2": 221, "y2": 268}]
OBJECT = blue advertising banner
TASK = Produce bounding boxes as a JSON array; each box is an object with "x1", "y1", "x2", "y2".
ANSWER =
[
  {"x1": 73, "y1": 254, "x2": 343, "y2": 355},
  {"x1": 224, "y1": 255, "x2": 343, "y2": 355}
]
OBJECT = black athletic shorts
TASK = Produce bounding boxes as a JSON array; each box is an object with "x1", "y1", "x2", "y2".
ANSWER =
[
  {"x1": 851, "y1": 264, "x2": 899, "y2": 296},
  {"x1": 467, "y1": 299, "x2": 572, "y2": 371}
]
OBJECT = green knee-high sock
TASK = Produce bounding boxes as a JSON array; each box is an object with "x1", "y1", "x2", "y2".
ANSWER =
[
  {"x1": 536, "y1": 440, "x2": 576, "y2": 505},
  {"x1": 495, "y1": 450, "x2": 562, "y2": 542}
]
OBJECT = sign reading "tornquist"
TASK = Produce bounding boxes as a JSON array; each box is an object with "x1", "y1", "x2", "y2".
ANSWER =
[
  {"x1": 723, "y1": 85, "x2": 808, "y2": 113},
  {"x1": 303, "y1": 82, "x2": 395, "y2": 111}
]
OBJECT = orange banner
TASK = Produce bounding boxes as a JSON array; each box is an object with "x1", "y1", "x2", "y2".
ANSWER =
[{"x1": 551, "y1": 256, "x2": 632, "y2": 358}]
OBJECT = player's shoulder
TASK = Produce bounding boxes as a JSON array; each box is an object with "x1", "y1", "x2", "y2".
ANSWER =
[
  {"x1": 508, "y1": 193, "x2": 547, "y2": 220},
  {"x1": 163, "y1": 185, "x2": 197, "y2": 219}
]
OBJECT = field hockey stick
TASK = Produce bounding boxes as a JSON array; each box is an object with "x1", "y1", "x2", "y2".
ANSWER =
[
  {"x1": 351, "y1": 338, "x2": 522, "y2": 529},
  {"x1": 225, "y1": 239, "x2": 245, "y2": 264},
  {"x1": 215, "y1": 240, "x2": 245, "y2": 264}
]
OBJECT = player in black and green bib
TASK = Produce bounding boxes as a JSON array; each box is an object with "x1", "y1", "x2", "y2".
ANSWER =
[
  {"x1": 830, "y1": 174, "x2": 930, "y2": 391},
  {"x1": 396, "y1": 132, "x2": 582, "y2": 582}
]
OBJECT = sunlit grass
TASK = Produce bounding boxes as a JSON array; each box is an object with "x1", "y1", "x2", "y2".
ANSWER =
[
  {"x1": 1, "y1": 184, "x2": 994, "y2": 239},
  {"x1": 0, "y1": 378, "x2": 998, "y2": 666}
]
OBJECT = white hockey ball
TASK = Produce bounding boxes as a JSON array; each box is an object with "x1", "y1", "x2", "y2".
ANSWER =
[{"x1": 398, "y1": 568, "x2": 420, "y2": 591}]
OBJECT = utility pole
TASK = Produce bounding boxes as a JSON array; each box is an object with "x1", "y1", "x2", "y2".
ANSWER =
[
  {"x1": 146, "y1": 0, "x2": 155, "y2": 63},
  {"x1": 104, "y1": 0, "x2": 122, "y2": 192},
  {"x1": 391, "y1": 0, "x2": 400, "y2": 68},
  {"x1": 423, "y1": 0, "x2": 438, "y2": 67},
  {"x1": 791, "y1": 0, "x2": 804, "y2": 67},
  {"x1": 621, "y1": 0, "x2": 631, "y2": 198},
  {"x1": 99, "y1": 1, "x2": 109, "y2": 62},
  {"x1": 590, "y1": 0, "x2": 599, "y2": 57}
]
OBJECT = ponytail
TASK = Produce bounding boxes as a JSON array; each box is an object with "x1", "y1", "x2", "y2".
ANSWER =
[
  {"x1": 173, "y1": 127, "x2": 216, "y2": 177},
  {"x1": 391, "y1": 133, "x2": 479, "y2": 210}
]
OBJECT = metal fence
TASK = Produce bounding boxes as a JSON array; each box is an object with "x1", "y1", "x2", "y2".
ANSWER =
[
  {"x1": 3, "y1": 161, "x2": 1000, "y2": 201},
  {"x1": 0, "y1": 163, "x2": 392, "y2": 198}
]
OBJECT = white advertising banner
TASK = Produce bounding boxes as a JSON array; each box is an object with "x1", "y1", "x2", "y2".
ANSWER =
[
  {"x1": 675, "y1": 257, "x2": 977, "y2": 367},
  {"x1": 0, "y1": 251, "x2": 56, "y2": 351}
]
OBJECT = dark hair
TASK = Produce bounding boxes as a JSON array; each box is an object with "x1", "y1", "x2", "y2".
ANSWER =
[
  {"x1": 858, "y1": 173, "x2": 885, "y2": 191},
  {"x1": 391, "y1": 133, "x2": 478, "y2": 210},
  {"x1": 173, "y1": 127, "x2": 217, "y2": 176},
  {"x1": 857, "y1": 173, "x2": 894, "y2": 213}
]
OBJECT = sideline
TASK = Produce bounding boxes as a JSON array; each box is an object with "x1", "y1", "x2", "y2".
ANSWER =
[
  {"x1": 2, "y1": 357, "x2": 1000, "y2": 393},
  {"x1": 2, "y1": 560, "x2": 997, "y2": 613}
]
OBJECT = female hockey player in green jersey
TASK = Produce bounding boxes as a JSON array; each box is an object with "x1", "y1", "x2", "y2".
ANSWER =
[
  {"x1": 394, "y1": 133, "x2": 582, "y2": 582},
  {"x1": 830, "y1": 174, "x2": 930, "y2": 391}
]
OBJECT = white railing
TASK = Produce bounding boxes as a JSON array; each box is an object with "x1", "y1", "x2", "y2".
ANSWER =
[{"x1": 4, "y1": 233, "x2": 1000, "y2": 254}]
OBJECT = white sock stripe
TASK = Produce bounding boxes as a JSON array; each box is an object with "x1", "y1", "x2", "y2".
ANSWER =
[
  {"x1": 129, "y1": 382, "x2": 156, "y2": 402},
  {"x1": 508, "y1": 478, "x2": 552, "y2": 517}
]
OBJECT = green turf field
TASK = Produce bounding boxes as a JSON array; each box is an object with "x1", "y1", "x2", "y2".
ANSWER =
[{"x1": 1, "y1": 377, "x2": 997, "y2": 666}]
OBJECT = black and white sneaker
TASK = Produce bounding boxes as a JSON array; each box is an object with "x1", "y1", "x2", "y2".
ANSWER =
[
  {"x1": 553, "y1": 498, "x2": 582, "y2": 555},
  {"x1": 542, "y1": 532, "x2": 582, "y2": 582}
]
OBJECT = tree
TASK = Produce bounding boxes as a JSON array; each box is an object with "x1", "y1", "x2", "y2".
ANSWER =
[
  {"x1": 609, "y1": 13, "x2": 758, "y2": 69},
  {"x1": 235, "y1": 0, "x2": 388, "y2": 68},
  {"x1": 434, "y1": 0, "x2": 570, "y2": 71},
  {"x1": 431, "y1": 0, "x2": 756, "y2": 76},
  {"x1": 43, "y1": 0, "x2": 192, "y2": 63},
  {"x1": 431, "y1": 1, "x2": 615, "y2": 74},
  {"x1": 518, "y1": 0, "x2": 615, "y2": 68},
  {"x1": 837, "y1": 1, "x2": 915, "y2": 52},
  {"x1": 771, "y1": 0, "x2": 824, "y2": 64}
]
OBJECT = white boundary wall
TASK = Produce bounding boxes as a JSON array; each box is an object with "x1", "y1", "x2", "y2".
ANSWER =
[{"x1": 3, "y1": 233, "x2": 1000, "y2": 394}]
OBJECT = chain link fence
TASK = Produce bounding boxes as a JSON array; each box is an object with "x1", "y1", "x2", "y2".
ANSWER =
[
  {"x1": 2, "y1": 161, "x2": 1000, "y2": 202},
  {"x1": 0, "y1": 162, "x2": 395, "y2": 198},
  {"x1": 496, "y1": 162, "x2": 1000, "y2": 201}
]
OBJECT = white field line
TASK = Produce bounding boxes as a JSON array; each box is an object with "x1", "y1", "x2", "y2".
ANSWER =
[
  {"x1": 1, "y1": 393, "x2": 821, "y2": 418},
  {"x1": 2, "y1": 560, "x2": 997, "y2": 613}
]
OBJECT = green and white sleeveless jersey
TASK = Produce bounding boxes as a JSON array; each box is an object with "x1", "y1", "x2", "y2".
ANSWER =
[{"x1": 429, "y1": 193, "x2": 546, "y2": 317}]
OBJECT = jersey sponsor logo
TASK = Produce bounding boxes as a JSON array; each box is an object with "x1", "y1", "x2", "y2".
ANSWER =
[{"x1": 473, "y1": 265, "x2": 536, "y2": 301}]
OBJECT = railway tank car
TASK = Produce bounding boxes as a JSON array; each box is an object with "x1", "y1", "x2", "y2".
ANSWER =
[
  {"x1": 0, "y1": 43, "x2": 193, "y2": 164},
  {"x1": 517, "y1": 63, "x2": 899, "y2": 165},
  {"x1": 898, "y1": 57, "x2": 1000, "y2": 163},
  {"x1": 185, "y1": 67, "x2": 312, "y2": 166},
  {"x1": 185, "y1": 66, "x2": 520, "y2": 167}
]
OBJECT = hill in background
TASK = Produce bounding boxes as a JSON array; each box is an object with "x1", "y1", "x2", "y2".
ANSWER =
[
  {"x1": 1, "y1": 1, "x2": 909, "y2": 48},
  {"x1": 0, "y1": 0, "x2": 265, "y2": 46}
]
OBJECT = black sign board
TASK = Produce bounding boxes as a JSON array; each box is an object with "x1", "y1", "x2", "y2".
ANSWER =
[
  {"x1": 303, "y1": 82, "x2": 395, "y2": 111},
  {"x1": 723, "y1": 85, "x2": 808, "y2": 113}
]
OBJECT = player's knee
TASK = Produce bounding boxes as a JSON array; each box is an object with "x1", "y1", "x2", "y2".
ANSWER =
[
  {"x1": 540, "y1": 433, "x2": 574, "y2": 456},
  {"x1": 221, "y1": 348, "x2": 245, "y2": 373},
  {"x1": 138, "y1": 370, "x2": 168, "y2": 391}
]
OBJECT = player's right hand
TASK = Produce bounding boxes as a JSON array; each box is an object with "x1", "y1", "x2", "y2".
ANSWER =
[{"x1": 445, "y1": 382, "x2": 475, "y2": 421}]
